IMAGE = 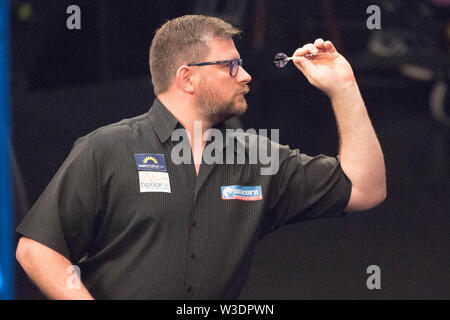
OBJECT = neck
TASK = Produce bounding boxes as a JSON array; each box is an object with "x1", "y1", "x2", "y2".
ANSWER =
[
  {"x1": 158, "y1": 91, "x2": 213, "y2": 132},
  {"x1": 157, "y1": 92, "x2": 213, "y2": 164}
]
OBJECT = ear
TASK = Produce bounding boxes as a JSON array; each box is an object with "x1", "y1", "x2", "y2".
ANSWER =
[{"x1": 175, "y1": 65, "x2": 195, "y2": 94}]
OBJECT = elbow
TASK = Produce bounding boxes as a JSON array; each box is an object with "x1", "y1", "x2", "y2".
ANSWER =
[
  {"x1": 16, "y1": 238, "x2": 25, "y2": 265},
  {"x1": 16, "y1": 237, "x2": 28, "y2": 266},
  {"x1": 16, "y1": 237, "x2": 34, "y2": 268},
  {"x1": 346, "y1": 184, "x2": 386, "y2": 212},
  {"x1": 365, "y1": 182, "x2": 387, "y2": 209},
  {"x1": 373, "y1": 167, "x2": 387, "y2": 206},
  {"x1": 372, "y1": 187, "x2": 387, "y2": 207}
]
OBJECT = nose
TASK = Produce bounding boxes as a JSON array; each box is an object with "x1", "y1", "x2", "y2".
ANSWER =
[{"x1": 237, "y1": 66, "x2": 252, "y2": 84}]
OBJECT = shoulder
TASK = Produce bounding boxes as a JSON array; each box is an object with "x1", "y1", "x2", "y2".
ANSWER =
[
  {"x1": 222, "y1": 127, "x2": 298, "y2": 176},
  {"x1": 226, "y1": 128, "x2": 296, "y2": 158},
  {"x1": 76, "y1": 112, "x2": 153, "y2": 149}
]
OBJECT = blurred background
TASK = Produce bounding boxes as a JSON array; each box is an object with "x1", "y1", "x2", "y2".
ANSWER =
[{"x1": 3, "y1": 0, "x2": 450, "y2": 299}]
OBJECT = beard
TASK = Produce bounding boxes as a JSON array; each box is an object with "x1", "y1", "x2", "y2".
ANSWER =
[{"x1": 194, "y1": 80, "x2": 248, "y2": 125}]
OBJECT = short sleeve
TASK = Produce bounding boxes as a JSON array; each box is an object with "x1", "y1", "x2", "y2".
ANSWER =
[
  {"x1": 16, "y1": 136, "x2": 101, "y2": 263},
  {"x1": 263, "y1": 148, "x2": 352, "y2": 234}
]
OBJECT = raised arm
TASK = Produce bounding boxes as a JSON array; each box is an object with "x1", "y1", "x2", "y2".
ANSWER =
[{"x1": 292, "y1": 38, "x2": 386, "y2": 211}]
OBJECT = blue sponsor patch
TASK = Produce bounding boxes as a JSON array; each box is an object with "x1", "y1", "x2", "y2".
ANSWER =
[
  {"x1": 134, "y1": 154, "x2": 167, "y2": 172},
  {"x1": 221, "y1": 185, "x2": 262, "y2": 201}
]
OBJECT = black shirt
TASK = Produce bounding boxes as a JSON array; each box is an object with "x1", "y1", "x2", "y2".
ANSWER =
[{"x1": 17, "y1": 98, "x2": 352, "y2": 299}]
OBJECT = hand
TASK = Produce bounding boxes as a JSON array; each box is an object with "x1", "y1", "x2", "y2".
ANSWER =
[{"x1": 293, "y1": 39, "x2": 356, "y2": 97}]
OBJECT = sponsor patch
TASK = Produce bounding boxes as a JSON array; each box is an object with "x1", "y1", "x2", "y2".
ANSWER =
[
  {"x1": 221, "y1": 185, "x2": 262, "y2": 201},
  {"x1": 139, "y1": 171, "x2": 171, "y2": 193},
  {"x1": 134, "y1": 154, "x2": 166, "y2": 172}
]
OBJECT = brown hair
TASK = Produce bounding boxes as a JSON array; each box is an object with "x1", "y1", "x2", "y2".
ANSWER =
[{"x1": 149, "y1": 15, "x2": 241, "y2": 95}]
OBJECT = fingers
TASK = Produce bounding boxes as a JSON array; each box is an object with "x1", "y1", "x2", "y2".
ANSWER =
[
  {"x1": 314, "y1": 38, "x2": 325, "y2": 48},
  {"x1": 293, "y1": 38, "x2": 336, "y2": 57},
  {"x1": 293, "y1": 43, "x2": 317, "y2": 57},
  {"x1": 324, "y1": 40, "x2": 335, "y2": 51}
]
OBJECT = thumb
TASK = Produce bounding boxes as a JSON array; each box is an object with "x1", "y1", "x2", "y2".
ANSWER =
[{"x1": 293, "y1": 56, "x2": 315, "y2": 77}]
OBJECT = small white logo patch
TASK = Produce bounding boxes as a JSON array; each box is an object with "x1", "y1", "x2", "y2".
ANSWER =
[{"x1": 139, "y1": 171, "x2": 171, "y2": 193}]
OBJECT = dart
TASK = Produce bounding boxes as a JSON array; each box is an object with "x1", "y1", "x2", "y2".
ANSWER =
[{"x1": 273, "y1": 52, "x2": 329, "y2": 68}]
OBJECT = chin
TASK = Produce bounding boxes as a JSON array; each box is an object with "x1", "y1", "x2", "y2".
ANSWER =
[
  {"x1": 236, "y1": 105, "x2": 247, "y2": 116},
  {"x1": 233, "y1": 98, "x2": 248, "y2": 114},
  {"x1": 238, "y1": 104, "x2": 248, "y2": 116}
]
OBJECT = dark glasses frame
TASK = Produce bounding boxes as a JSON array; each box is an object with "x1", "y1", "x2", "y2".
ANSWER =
[{"x1": 187, "y1": 58, "x2": 243, "y2": 77}]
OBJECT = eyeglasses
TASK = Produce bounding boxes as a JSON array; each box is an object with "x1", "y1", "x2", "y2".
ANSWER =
[{"x1": 187, "y1": 58, "x2": 243, "y2": 77}]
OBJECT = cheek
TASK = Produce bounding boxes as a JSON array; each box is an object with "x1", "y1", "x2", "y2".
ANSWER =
[
  {"x1": 223, "y1": 83, "x2": 236, "y2": 98},
  {"x1": 201, "y1": 74, "x2": 235, "y2": 100},
  {"x1": 210, "y1": 82, "x2": 231, "y2": 100}
]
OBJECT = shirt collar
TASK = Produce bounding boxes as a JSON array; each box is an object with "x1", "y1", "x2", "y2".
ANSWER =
[
  {"x1": 147, "y1": 98, "x2": 180, "y2": 144},
  {"x1": 147, "y1": 98, "x2": 234, "y2": 147}
]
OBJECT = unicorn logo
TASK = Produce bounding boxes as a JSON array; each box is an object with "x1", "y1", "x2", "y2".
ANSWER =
[{"x1": 222, "y1": 187, "x2": 234, "y2": 199}]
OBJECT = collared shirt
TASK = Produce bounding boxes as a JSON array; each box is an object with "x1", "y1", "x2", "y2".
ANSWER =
[{"x1": 17, "y1": 98, "x2": 352, "y2": 299}]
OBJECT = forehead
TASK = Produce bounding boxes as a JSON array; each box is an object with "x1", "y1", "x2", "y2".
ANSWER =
[{"x1": 206, "y1": 37, "x2": 240, "y2": 60}]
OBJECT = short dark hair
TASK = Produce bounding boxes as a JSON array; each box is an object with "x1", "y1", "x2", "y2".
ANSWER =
[{"x1": 149, "y1": 15, "x2": 241, "y2": 95}]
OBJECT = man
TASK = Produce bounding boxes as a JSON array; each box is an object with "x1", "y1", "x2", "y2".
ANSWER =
[{"x1": 16, "y1": 15, "x2": 386, "y2": 299}]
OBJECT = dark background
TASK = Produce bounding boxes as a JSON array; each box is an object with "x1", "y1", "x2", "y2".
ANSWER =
[{"x1": 11, "y1": 0, "x2": 450, "y2": 299}]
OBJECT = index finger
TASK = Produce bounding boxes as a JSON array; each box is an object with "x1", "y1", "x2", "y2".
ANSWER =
[
  {"x1": 324, "y1": 40, "x2": 336, "y2": 51},
  {"x1": 293, "y1": 43, "x2": 317, "y2": 57}
]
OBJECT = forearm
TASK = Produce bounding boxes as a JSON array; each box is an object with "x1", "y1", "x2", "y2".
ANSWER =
[
  {"x1": 16, "y1": 237, "x2": 94, "y2": 300},
  {"x1": 330, "y1": 81, "x2": 386, "y2": 199}
]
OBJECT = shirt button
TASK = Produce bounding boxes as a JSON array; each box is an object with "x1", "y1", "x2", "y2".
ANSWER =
[{"x1": 191, "y1": 253, "x2": 197, "y2": 259}]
